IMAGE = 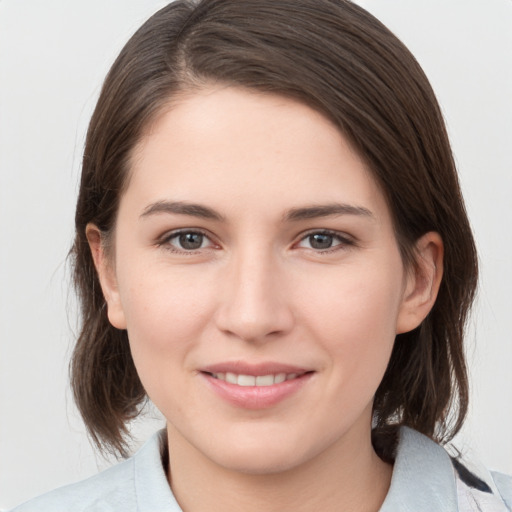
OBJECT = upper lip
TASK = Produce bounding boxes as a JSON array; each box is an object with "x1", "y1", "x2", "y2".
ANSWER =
[{"x1": 200, "y1": 361, "x2": 310, "y2": 376}]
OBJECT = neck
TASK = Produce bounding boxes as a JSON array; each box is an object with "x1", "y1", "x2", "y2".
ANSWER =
[{"x1": 166, "y1": 422, "x2": 392, "y2": 512}]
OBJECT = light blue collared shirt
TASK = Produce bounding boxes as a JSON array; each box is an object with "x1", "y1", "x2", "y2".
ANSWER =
[{"x1": 10, "y1": 427, "x2": 512, "y2": 511}]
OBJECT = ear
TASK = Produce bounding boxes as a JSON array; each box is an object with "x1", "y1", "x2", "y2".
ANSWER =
[
  {"x1": 86, "y1": 223, "x2": 127, "y2": 330},
  {"x1": 396, "y1": 232, "x2": 444, "y2": 334}
]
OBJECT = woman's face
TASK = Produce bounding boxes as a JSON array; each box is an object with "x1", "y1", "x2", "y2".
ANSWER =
[{"x1": 93, "y1": 87, "x2": 433, "y2": 474}]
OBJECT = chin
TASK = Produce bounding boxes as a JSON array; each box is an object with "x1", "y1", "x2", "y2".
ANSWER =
[{"x1": 200, "y1": 427, "x2": 324, "y2": 476}]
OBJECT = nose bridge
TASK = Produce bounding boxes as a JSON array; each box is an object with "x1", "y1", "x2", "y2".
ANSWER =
[{"x1": 215, "y1": 243, "x2": 293, "y2": 342}]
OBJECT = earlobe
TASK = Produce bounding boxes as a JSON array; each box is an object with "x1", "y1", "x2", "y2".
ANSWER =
[
  {"x1": 396, "y1": 232, "x2": 444, "y2": 334},
  {"x1": 85, "y1": 224, "x2": 127, "y2": 330}
]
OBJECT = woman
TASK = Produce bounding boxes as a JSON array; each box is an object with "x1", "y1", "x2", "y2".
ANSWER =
[{"x1": 11, "y1": 0, "x2": 511, "y2": 510}]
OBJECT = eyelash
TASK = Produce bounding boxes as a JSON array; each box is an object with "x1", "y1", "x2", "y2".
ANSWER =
[
  {"x1": 157, "y1": 228, "x2": 355, "y2": 255},
  {"x1": 157, "y1": 229, "x2": 217, "y2": 254},
  {"x1": 295, "y1": 229, "x2": 356, "y2": 254}
]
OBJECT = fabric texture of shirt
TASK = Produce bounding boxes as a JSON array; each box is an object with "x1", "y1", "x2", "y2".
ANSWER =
[{"x1": 10, "y1": 427, "x2": 512, "y2": 511}]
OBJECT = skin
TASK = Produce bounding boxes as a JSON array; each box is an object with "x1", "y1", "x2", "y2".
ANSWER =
[{"x1": 88, "y1": 86, "x2": 443, "y2": 512}]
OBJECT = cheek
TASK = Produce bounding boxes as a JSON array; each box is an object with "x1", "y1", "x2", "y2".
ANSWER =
[
  {"x1": 302, "y1": 261, "x2": 403, "y2": 334},
  {"x1": 116, "y1": 261, "x2": 216, "y2": 369},
  {"x1": 297, "y1": 260, "x2": 404, "y2": 380},
  {"x1": 116, "y1": 264, "x2": 221, "y2": 417}
]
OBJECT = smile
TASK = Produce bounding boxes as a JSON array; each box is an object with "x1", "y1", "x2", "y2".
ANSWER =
[
  {"x1": 209, "y1": 372, "x2": 301, "y2": 386},
  {"x1": 201, "y1": 366, "x2": 313, "y2": 409}
]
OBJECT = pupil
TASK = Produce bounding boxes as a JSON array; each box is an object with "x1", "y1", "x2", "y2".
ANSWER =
[
  {"x1": 310, "y1": 233, "x2": 333, "y2": 249},
  {"x1": 179, "y1": 233, "x2": 203, "y2": 250}
]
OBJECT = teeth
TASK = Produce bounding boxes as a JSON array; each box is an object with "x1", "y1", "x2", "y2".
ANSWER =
[
  {"x1": 238, "y1": 374, "x2": 256, "y2": 386},
  {"x1": 274, "y1": 373, "x2": 286, "y2": 384},
  {"x1": 212, "y1": 372, "x2": 298, "y2": 386},
  {"x1": 255, "y1": 375, "x2": 274, "y2": 386},
  {"x1": 226, "y1": 372, "x2": 237, "y2": 384}
]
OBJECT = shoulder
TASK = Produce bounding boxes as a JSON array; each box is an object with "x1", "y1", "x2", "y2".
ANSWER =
[
  {"x1": 380, "y1": 427, "x2": 512, "y2": 512},
  {"x1": 456, "y1": 470, "x2": 512, "y2": 512},
  {"x1": 9, "y1": 430, "x2": 178, "y2": 512},
  {"x1": 9, "y1": 457, "x2": 136, "y2": 512}
]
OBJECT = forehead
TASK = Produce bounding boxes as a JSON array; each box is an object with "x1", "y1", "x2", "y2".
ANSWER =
[{"x1": 125, "y1": 86, "x2": 389, "y2": 224}]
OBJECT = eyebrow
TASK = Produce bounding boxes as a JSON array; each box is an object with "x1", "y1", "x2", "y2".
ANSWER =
[
  {"x1": 284, "y1": 203, "x2": 374, "y2": 222},
  {"x1": 140, "y1": 200, "x2": 373, "y2": 223},
  {"x1": 140, "y1": 200, "x2": 224, "y2": 221}
]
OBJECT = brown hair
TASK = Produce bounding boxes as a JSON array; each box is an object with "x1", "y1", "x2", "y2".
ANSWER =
[{"x1": 71, "y1": 0, "x2": 478, "y2": 458}]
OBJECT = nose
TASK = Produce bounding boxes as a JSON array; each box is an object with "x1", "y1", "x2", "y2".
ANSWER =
[{"x1": 214, "y1": 249, "x2": 295, "y2": 343}]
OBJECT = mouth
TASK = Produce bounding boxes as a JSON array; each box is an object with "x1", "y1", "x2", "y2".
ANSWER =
[
  {"x1": 204, "y1": 371, "x2": 307, "y2": 387},
  {"x1": 199, "y1": 363, "x2": 314, "y2": 409}
]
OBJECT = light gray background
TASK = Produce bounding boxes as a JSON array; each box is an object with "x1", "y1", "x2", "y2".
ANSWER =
[{"x1": 1, "y1": 0, "x2": 511, "y2": 508}]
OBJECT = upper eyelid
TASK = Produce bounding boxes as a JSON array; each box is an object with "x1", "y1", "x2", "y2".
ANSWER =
[
  {"x1": 296, "y1": 228, "x2": 354, "y2": 242},
  {"x1": 293, "y1": 229, "x2": 357, "y2": 252},
  {"x1": 157, "y1": 228, "x2": 219, "y2": 250},
  {"x1": 159, "y1": 227, "x2": 213, "y2": 241}
]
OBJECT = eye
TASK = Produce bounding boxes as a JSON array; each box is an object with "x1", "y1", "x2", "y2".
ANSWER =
[
  {"x1": 161, "y1": 230, "x2": 215, "y2": 252},
  {"x1": 296, "y1": 231, "x2": 353, "y2": 251},
  {"x1": 305, "y1": 233, "x2": 338, "y2": 250}
]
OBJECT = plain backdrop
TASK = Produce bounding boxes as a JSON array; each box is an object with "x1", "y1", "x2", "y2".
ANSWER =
[{"x1": 0, "y1": 0, "x2": 511, "y2": 508}]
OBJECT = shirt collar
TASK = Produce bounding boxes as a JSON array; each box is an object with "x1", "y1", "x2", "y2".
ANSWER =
[
  {"x1": 134, "y1": 427, "x2": 459, "y2": 512},
  {"x1": 379, "y1": 427, "x2": 458, "y2": 512},
  {"x1": 134, "y1": 430, "x2": 183, "y2": 512}
]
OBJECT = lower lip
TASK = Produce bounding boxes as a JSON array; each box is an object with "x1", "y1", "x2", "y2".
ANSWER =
[{"x1": 201, "y1": 373, "x2": 313, "y2": 409}]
